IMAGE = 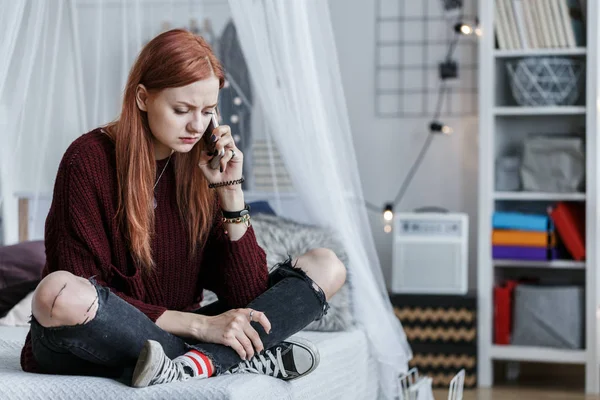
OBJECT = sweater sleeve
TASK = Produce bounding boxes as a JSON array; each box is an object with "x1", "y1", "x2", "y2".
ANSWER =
[
  {"x1": 200, "y1": 199, "x2": 269, "y2": 308},
  {"x1": 44, "y1": 148, "x2": 167, "y2": 322}
]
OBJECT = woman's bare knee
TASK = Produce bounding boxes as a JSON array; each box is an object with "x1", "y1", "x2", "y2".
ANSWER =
[
  {"x1": 295, "y1": 248, "x2": 347, "y2": 300},
  {"x1": 32, "y1": 271, "x2": 99, "y2": 328}
]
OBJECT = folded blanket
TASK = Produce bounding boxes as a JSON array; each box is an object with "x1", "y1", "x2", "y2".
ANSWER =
[
  {"x1": 493, "y1": 246, "x2": 558, "y2": 261},
  {"x1": 492, "y1": 212, "x2": 550, "y2": 232},
  {"x1": 492, "y1": 230, "x2": 555, "y2": 247}
]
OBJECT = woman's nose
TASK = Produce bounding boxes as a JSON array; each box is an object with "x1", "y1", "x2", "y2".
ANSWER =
[{"x1": 188, "y1": 118, "x2": 204, "y2": 135}]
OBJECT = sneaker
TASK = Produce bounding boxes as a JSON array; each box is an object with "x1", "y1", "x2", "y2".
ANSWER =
[
  {"x1": 228, "y1": 337, "x2": 320, "y2": 381},
  {"x1": 132, "y1": 340, "x2": 193, "y2": 388}
]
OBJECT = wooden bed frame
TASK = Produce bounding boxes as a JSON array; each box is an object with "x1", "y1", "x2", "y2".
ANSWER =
[{"x1": 18, "y1": 198, "x2": 29, "y2": 243}]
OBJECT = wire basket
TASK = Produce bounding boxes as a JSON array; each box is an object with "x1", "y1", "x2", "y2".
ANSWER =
[
  {"x1": 506, "y1": 57, "x2": 585, "y2": 106},
  {"x1": 398, "y1": 368, "x2": 465, "y2": 400}
]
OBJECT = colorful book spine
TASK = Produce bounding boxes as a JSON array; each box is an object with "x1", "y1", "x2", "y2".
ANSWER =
[
  {"x1": 493, "y1": 246, "x2": 558, "y2": 261},
  {"x1": 492, "y1": 211, "x2": 550, "y2": 232},
  {"x1": 550, "y1": 202, "x2": 586, "y2": 260},
  {"x1": 492, "y1": 229, "x2": 555, "y2": 247}
]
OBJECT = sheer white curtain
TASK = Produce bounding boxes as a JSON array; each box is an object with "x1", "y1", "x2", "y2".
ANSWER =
[
  {"x1": 1, "y1": 1, "x2": 411, "y2": 396},
  {"x1": 228, "y1": 1, "x2": 412, "y2": 398},
  {"x1": 0, "y1": 0, "x2": 223, "y2": 243},
  {"x1": 0, "y1": 0, "x2": 59, "y2": 244}
]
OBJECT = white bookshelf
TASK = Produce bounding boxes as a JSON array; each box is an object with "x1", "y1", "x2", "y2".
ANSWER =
[
  {"x1": 489, "y1": 345, "x2": 587, "y2": 364},
  {"x1": 494, "y1": 259, "x2": 586, "y2": 270},
  {"x1": 494, "y1": 48, "x2": 587, "y2": 57},
  {"x1": 493, "y1": 106, "x2": 587, "y2": 115},
  {"x1": 478, "y1": 0, "x2": 600, "y2": 394},
  {"x1": 494, "y1": 191, "x2": 586, "y2": 201}
]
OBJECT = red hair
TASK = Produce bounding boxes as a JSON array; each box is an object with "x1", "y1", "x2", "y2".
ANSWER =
[{"x1": 104, "y1": 29, "x2": 225, "y2": 271}]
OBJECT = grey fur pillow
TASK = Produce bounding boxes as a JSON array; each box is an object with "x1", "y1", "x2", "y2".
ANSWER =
[{"x1": 202, "y1": 213, "x2": 353, "y2": 331}]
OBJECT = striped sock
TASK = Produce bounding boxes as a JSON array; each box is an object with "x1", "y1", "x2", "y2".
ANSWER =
[{"x1": 173, "y1": 349, "x2": 215, "y2": 378}]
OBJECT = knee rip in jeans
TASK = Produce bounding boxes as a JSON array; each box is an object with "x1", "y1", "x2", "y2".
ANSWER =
[
  {"x1": 47, "y1": 276, "x2": 99, "y2": 326},
  {"x1": 289, "y1": 257, "x2": 321, "y2": 293},
  {"x1": 80, "y1": 277, "x2": 101, "y2": 325},
  {"x1": 282, "y1": 256, "x2": 331, "y2": 320},
  {"x1": 32, "y1": 273, "x2": 98, "y2": 328}
]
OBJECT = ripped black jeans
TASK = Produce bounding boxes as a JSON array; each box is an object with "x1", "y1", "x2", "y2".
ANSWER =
[{"x1": 29, "y1": 257, "x2": 330, "y2": 381}]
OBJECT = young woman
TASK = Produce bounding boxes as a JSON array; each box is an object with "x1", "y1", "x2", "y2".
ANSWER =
[{"x1": 20, "y1": 29, "x2": 346, "y2": 387}]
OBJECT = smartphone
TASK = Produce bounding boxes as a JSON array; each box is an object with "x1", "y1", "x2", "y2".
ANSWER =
[{"x1": 205, "y1": 112, "x2": 225, "y2": 170}]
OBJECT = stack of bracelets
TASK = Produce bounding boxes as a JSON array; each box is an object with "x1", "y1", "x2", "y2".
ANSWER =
[
  {"x1": 222, "y1": 203, "x2": 251, "y2": 227},
  {"x1": 208, "y1": 176, "x2": 251, "y2": 228}
]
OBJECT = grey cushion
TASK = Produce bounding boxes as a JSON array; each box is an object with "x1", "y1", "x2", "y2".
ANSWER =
[
  {"x1": 0, "y1": 241, "x2": 45, "y2": 317},
  {"x1": 0, "y1": 241, "x2": 45, "y2": 289}
]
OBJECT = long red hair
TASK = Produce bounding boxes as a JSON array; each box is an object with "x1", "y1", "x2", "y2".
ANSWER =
[{"x1": 105, "y1": 29, "x2": 225, "y2": 271}]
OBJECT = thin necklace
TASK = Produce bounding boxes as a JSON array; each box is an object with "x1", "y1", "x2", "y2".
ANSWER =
[{"x1": 153, "y1": 153, "x2": 172, "y2": 209}]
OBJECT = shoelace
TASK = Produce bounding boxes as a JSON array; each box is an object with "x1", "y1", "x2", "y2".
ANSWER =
[
  {"x1": 151, "y1": 354, "x2": 191, "y2": 385},
  {"x1": 233, "y1": 347, "x2": 288, "y2": 379}
]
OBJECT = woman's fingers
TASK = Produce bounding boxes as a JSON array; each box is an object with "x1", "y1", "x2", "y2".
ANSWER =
[
  {"x1": 211, "y1": 139, "x2": 235, "y2": 172},
  {"x1": 203, "y1": 124, "x2": 246, "y2": 173},
  {"x1": 223, "y1": 332, "x2": 247, "y2": 360},
  {"x1": 213, "y1": 135, "x2": 234, "y2": 157},
  {"x1": 235, "y1": 329, "x2": 256, "y2": 360},
  {"x1": 216, "y1": 309, "x2": 272, "y2": 361},
  {"x1": 251, "y1": 310, "x2": 271, "y2": 335},
  {"x1": 243, "y1": 322, "x2": 264, "y2": 354},
  {"x1": 220, "y1": 147, "x2": 244, "y2": 173}
]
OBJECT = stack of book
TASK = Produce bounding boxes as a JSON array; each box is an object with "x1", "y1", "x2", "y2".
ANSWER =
[
  {"x1": 491, "y1": 211, "x2": 557, "y2": 261},
  {"x1": 494, "y1": 0, "x2": 585, "y2": 49}
]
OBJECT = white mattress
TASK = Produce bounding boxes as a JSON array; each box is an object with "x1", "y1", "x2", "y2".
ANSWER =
[{"x1": 0, "y1": 326, "x2": 377, "y2": 400}]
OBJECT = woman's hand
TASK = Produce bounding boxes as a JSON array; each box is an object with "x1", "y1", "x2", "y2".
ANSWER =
[
  {"x1": 198, "y1": 124, "x2": 243, "y2": 187},
  {"x1": 196, "y1": 308, "x2": 271, "y2": 360},
  {"x1": 157, "y1": 308, "x2": 271, "y2": 360}
]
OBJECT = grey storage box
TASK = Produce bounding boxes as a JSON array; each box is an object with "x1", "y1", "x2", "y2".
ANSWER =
[
  {"x1": 511, "y1": 284, "x2": 584, "y2": 349},
  {"x1": 496, "y1": 156, "x2": 521, "y2": 191},
  {"x1": 520, "y1": 136, "x2": 585, "y2": 193}
]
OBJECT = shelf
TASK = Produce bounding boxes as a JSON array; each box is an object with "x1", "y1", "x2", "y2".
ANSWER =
[
  {"x1": 494, "y1": 259, "x2": 585, "y2": 269},
  {"x1": 490, "y1": 345, "x2": 586, "y2": 364},
  {"x1": 494, "y1": 191, "x2": 586, "y2": 201},
  {"x1": 493, "y1": 106, "x2": 586, "y2": 116},
  {"x1": 494, "y1": 48, "x2": 587, "y2": 58}
]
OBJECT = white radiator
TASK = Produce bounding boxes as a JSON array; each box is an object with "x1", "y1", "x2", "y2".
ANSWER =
[{"x1": 391, "y1": 212, "x2": 469, "y2": 295}]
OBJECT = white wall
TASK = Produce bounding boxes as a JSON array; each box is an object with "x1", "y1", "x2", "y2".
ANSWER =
[
  {"x1": 328, "y1": 0, "x2": 479, "y2": 290},
  {"x1": 4, "y1": 1, "x2": 479, "y2": 290}
]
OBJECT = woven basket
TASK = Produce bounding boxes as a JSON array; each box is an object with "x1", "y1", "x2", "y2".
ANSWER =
[{"x1": 506, "y1": 57, "x2": 584, "y2": 106}]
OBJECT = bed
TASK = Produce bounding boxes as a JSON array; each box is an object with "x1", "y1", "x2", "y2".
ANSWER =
[
  {"x1": 0, "y1": 326, "x2": 376, "y2": 400},
  {"x1": 0, "y1": 196, "x2": 381, "y2": 399}
]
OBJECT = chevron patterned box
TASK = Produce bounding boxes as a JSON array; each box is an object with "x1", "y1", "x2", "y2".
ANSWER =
[{"x1": 390, "y1": 292, "x2": 477, "y2": 388}]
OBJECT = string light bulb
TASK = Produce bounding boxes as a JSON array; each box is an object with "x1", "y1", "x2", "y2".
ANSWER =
[
  {"x1": 429, "y1": 121, "x2": 453, "y2": 135},
  {"x1": 383, "y1": 203, "x2": 394, "y2": 222},
  {"x1": 384, "y1": 224, "x2": 392, "y2": 234},
  {"x1": 454, "y1": 22, "x2": 473, "y2": 35}
]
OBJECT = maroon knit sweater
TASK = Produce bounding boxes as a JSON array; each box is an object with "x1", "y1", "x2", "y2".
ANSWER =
[{"x1": 20, "y1": 129, "x2": 268, "y2": 372}]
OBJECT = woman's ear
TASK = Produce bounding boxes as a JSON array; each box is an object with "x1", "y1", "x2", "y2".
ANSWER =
[{"x1": 135, "y1": 84, "x2": 149, "y2": 112}]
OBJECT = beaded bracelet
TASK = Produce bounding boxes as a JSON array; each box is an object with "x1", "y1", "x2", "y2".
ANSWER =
[
  {"x1": 222, "y1": 213, "x2": 251, "y2": 227},
  {"x1": 208, "y1": 176, "x2": 245, "y2": 189}
]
